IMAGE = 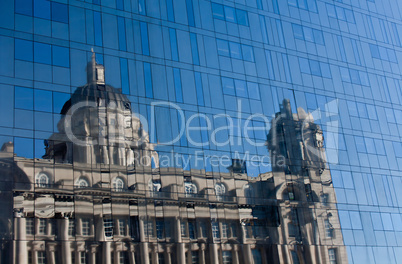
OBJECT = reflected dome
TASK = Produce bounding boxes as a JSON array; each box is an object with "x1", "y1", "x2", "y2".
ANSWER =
[{"x1": 43, "y1": 52, "x2": 158, "y2": 168}]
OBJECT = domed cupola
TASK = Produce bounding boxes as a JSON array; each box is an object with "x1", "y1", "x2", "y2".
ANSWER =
[{"x1": 43, "y1": 51, "x2": 158, "y2": 168}]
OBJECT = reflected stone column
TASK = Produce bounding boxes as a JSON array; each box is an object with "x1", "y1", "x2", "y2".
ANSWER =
[
  {"x1": 139, "y1": 218, "x2": 150, "y2": 264},
  {"x1": 14, "y1": 213, "x2": 27, "y2": 264},
  {"x1": 61, "y1": 217, "x2": 71, "y2": 264},
  {"x1": 90, "y1": 244, "x2": 97, "y2": 264},
  {"x1": 151, "y1": 244, "x2": 159, "y2": 264},
  {"x1": 48, "y1": 243, "x2": 57, "y2": 264},
  {"x1": 103, "y1": 242, "x2": 111, "y2": 264},
  {"x1": 280, "y1": 245, "x2": 291, "y2": 264},
  {"x1": 233, "y1": 245, "x2": 240, "y2": 264},
  {"x1": 209, "y1": 244, "x2": 219, "y2": 264},
  {"x1": 129, "y1": 244, "x2": 136, "y2": 264},
  {"x1": 175, "y1": 218, "x2": 185, "y2": 264},
  {"x1": 165, "y1": 247, "x2": 172, "y2": 264},
  {"x1": 199, "y1": 244, "x2": 206, "y2": 264},
  {"x1": 242, "y1": 244, "x2": 252, "y2": 264}
]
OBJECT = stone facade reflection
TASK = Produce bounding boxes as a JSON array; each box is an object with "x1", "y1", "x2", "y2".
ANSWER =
[{"x1": 1, "y1": 59, "x2": 347, "y2": 264}]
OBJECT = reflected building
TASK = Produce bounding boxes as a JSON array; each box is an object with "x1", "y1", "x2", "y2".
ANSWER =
[
  {"x1": 1, "y1": 59, "x2": 347, "y2": 264},
  {"x1": 267, "y1": 99, "x2": 347, "y2": 264}
]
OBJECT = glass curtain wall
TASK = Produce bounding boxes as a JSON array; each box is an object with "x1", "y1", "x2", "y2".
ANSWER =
[{"x1": 0, "y1": 0, "x2": 401, "y2": 263}]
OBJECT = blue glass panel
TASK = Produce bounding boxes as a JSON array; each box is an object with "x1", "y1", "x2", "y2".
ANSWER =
[
  {"x1": 391, "y1": 23, "x2": 401, "y2": 46},
  {"x1": 34, "y1": 0, "x2": 51, "y2": 20},
  {"x1": 116, "y1": 0, "x2": 124, "y2": 10},
  {"x1": 15, "y1": 86, "x2": 33, "y2": 110},
  {"x1": 166, "y1": 0, "x2": 174, "y2": 22},
  {"x1": 144, "y1": 62, "x2": 153, "y2": 98},
  {"x1": 34, "y1": 89, "x2": 52, "y2": 112},
  {"x1": 138, "y1": 0, "x2": 146, "y2": 15},
  {"x1": 96, "y1": 53, "x2": 104, "y2": 65},
  {"x1": 303, "y1": 27, "x2": 314, "y2": 42},
  {"x1": 288, "y1": 0, "x2": 298, "y2": 7},
  {"x1": 282, "y1": 54, "x2": 292, "y2": 83},
  {"x1": 15, "y1": 39, "x2": 33, "y2": 62},
  {"x1": 235, "y1": 80, "x2": 248, "y2": 98},
  {"x1": 224, "y1": 6, "x2": 236, "y2": 23},
  {"x1": 336, "y1": 6, "x2": 345, "y2": 20},
  {"x1": 265, "y1": 51, "x2": 275, "y2": 79},
  {"x1": 222, "y1": 77, "x2": 235, "y2": 96},
  {"x1": 217, "y1": 39, "x2": 229, "y2": 57},
  {"x1": 299, "y1": 58, "x2": 310, "y2": 74},
  {"x1": 51, "y1": 2, "x2": 68, "y2": 23},
  {"x1": 94, "y1": 11, "x2": 103, "y2": 46},
  {"x1": 339, "y1": 67, "x2": 350, "y2": 82},
  {"x1": 387, "y1": 48, "x2": 397, "y2": 63},
  {"x1": 307, "y1": 0, "x2": 317, "y2": 12},
  {"x1": 305, "y1": 93, "x2": 317, "y2": 110},
  {"x1": 259, "y1": 15, "x2": 269, "y2": 44},
  {"x1": 313, "y1": 29, "x2": 324, "y2": 45},
  {"x1": 190, "y1": 33, "x2": 199, "y2": 65},
  {"x1": 369, "y1": 44, "x2": 380, "y2": 59},
  {"x1": 211, "y1": 3, "x2": 224, "y2": 20},
  {"x1": 309, "y1": 60, "x2": 321, "y2": 76},
  {"x1": 140, "y1": 22, "x2": 149, "y2": 56},
  {"x1": 169, "y1": 28, "x2": 179, "y2": 61},
  {"x1": 242, "y1": 45, "x2": 254, "y2": 62},
  {"x1": 344, "y1": 9, "x2": 355, "y2": 23},
  {"x1": 320, "y1": 63, "x2": 331, "y2": 78},
  {"x1": 337, "y1": 36, "x2": 347, "y2": 62},
  {"x1": 350, "y1": 69, "x2": 360, "y2": 84},
  {"x1": 275, "y1": 20, "x2": 285, "y2": 47},
  {"x1": 118, "y1": 17, "x2": 127, "y2": 51},
  {"x1": 186, "y1": 0, "x2": 195, "y2": 27},
  {"x1": 229, "y1": 42, "x2": 242, "y2": 59},
  {"x1": 53, "y1": 92, "x2": 70, "y2": 113},
  {"x1": 120, "y1": 58, "x2": 129, "y2": 95},
  {"x1": 194, "y1": 72, "x2": 204, "y2": 106},
  {"x1": 15, "y1": 0, "x2": 33, "y2": 16},
  {"x1": 272, "y1": 0, "x2": 279, "y2": 14},
  {"x1": 355, "y1": 136, "x2": 366, "y2": 152},
  {"x1": 256, "y1": 0, "x2": 263, "y2": 9},
  {"x1": 173, "y1": 68, "x2": 183, "y2": 103},
  {"x1": 297, "y1": 0, "x2": 307, "y2": 9},
  {"x1": 326, "y1": 4, "x2": 336, "y2": 18},
  {"x1": 236, "y1": 9, "x2": 248, "y2": 26},
  {"x1": 52, "y1": 46, "x2": 69, "y2": 67},
  {"x1": 34, "y1": 42, "x2": 51, "y2": 65},
  {"x1": 292, "y1": 24, "x2": 304, "y2": 40},
  {"x1": 14, "y1": 137, "x2": 34, "y2": 159},
  {"x1": 247, "y1": 82, "x2": 260, "y2": 100}
]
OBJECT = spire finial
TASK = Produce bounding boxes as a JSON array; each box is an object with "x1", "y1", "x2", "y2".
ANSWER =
[
  {"x1": 87, "y1": 47, "x2": 105, "y2": 84},
  {"x1": 91, "y1": 48, "x2": 96, "y2": 65}
]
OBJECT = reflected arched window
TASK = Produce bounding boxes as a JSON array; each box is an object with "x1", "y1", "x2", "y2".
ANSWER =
[
  {"x1": 184, "y1": 182, "x2": 197, "y2": 197},
  {"x1": 215, "y1": 183, "x2": 226, "y2": 201},
  {"x1": 36, "y1": 173, "x2": 49, "y2": 188},
  {"x1": 75, "y1": 178, "x2": 89, "y2": 188},
  {"x1": 113, "y1": 177, "x2": 124, "y2": 192}
]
